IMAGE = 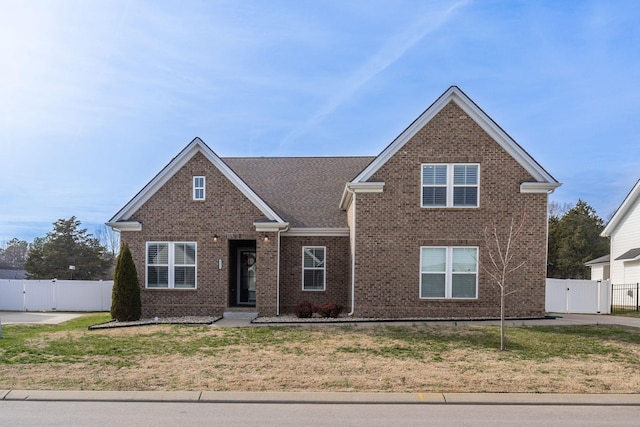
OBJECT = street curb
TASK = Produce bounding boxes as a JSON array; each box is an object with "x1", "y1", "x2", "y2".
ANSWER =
[{"x1": 2, "y1": 390, "x2": 640, "y2": 405}]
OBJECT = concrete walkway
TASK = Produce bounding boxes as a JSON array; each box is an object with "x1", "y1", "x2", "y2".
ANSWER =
[
  {"x1": 1, "y1": 390, "x2": 639, "y2": 405},
  {"x1": 0, "y1": 311, "x2": 83, "y2": 325}
]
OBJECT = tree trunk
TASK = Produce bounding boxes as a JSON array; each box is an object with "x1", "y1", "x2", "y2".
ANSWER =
[{"x1": 500, "y1": 288, "x2": 505, "y2": 351}]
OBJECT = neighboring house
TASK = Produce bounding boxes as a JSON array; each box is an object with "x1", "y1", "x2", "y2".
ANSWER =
[
  {"x1": 108, "y1": 86, "x2": 560, "y2": 319},
  {"x1": 601, "y1": 179, "x2": 640, "y2": 284},
  {"x1": 0, "y1": 269, "x2": 26, "y2": 280},
  {"x1": 585, "y1": 255, "x2": 610, "y2": 281}
]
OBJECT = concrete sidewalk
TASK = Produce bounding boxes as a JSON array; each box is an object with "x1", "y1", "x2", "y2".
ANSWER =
[{"x1": 2, "y1": 390, "x2": 639, "y2": 406}]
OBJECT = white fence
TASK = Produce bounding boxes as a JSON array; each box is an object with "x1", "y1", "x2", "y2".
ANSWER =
[
  {"x1": 545, "y1": 279, "x2": 611, "y2": 314},
  {"x1": 0, "y1": 279, "x2": 113, "y2": 311}
]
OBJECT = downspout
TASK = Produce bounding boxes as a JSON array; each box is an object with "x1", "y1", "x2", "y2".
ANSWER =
[
  {"x1": 544, "y1": 188, "x2": 555, "y2": 282},
  {"x1": 276, "y1": 225, "x2": 289, "y2": 316},
  {"x1": 348, "y1": 188, "x2": 356, "y2": 316}
]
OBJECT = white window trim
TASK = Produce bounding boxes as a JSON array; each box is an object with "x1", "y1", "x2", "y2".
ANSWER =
[
  {"x1": 419, "y1": 246, "x2": 478, "y2": 299},
  {"x1": 302, "y1": 246, "x2": 326, "y2": 291},
  {"x1": 421, "y1": 163, "x2": 480, "y2": 208},
  {"x1": 193, "y1": 176, "x2": 206, "y2": 201},
  {"x1": 146, "y1": 242, "x2": 197, "y2": 289}
]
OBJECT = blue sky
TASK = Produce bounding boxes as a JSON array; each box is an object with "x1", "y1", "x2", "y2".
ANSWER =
[{"x1": 1, "y1": 0, "x2": 639, "y2": 243}]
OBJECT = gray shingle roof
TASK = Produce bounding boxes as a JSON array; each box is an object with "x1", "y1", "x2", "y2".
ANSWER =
[
  {"x1": 0, "y1": 269, "x2": 26, "y2": 279},
  {"x1": 223, "y1": 156, "x2": 374, "y2": 228},
  {"x1": 615, "y1": 248, "x2": 640, "y2": 261},
  {"x1": 584, "y1": 254, "x2": 610, "y2": 265}
]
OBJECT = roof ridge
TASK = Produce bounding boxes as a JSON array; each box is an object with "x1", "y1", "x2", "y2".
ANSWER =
[{"x1": 222, "y1": 155, "x2": 376, "y2": 159}]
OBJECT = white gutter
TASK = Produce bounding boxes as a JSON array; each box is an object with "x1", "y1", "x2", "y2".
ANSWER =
[{"x1": 348, "y1": 188, "x2": 356, "y2": 316}]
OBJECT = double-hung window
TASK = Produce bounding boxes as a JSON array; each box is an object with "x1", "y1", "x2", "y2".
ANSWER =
[
  {"x1": 420, "y1": 247, "x2": 478, "y2": 299},
  {"x1": 147, "y1": 242, "x2": 197, "y2": 289},
  {"x1": 422, "y1": 164, "x2": 479, "y2": 207},
  {"x1": 193, "y1": 176, "x2": 205, "y2": 200},
  {"x1": 302, "y1": 246, "x2": 326, "y2": 291}
]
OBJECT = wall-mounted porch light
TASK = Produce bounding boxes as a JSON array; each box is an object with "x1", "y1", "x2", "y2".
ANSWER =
[{"x1": 213, "y1": 234, "x2": 219, "y2": 243}]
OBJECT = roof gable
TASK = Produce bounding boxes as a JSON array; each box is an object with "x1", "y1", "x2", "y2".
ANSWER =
[
  {"x1": 351, "y1": 86, "x2": 560, "y2": 187},
  {"x1": 602, "y1": 179, "x2": 640, "y2": 237},
  {"x1": 108, "y1": 137, "x2": 285, "y2": 225}
]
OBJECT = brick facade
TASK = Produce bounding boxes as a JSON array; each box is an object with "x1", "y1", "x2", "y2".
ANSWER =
[
  {"x1": 112, "y1": 89, "x2": 555, "y2": 321},
  {"x1": 279, "y1": 236, "x2": 351, "y2": 314},
  {"x1": 121, "y1": 151, "x2": 279, "y2": 318},
  {"x1": 352, "y1": 101, "x2": 548, "y2": 318}
]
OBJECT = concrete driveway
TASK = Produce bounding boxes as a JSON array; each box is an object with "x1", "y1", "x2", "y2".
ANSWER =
[{"x1": 0, "y1": 311, "x2": 83, "y2": 325}]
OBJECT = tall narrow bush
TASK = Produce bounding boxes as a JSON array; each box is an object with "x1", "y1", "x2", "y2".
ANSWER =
[{"x1": 110, "y1": 242, "x2": 141, "y2": 321}]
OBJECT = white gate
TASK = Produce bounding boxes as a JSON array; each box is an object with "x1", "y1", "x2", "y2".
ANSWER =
[
  {"x1": 545, "y1": 279, "x2": 611, "y2": 314},
  {"x1": 0, "y1": 279, "x2": 113, "y2": 311}
]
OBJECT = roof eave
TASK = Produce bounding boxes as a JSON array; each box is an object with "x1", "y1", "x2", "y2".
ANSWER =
[
  {"x1": 351, "y1": 86, "x2": 560, "y2": 188},
  {"x1": 339, "y1": 182, "x2": 386, "y2": 210},
  {"x1": 602, "y1": 179, "x2": 640, "y2": 237},
  {"x1": 109, "y1": 137, "x2": 286, "y2": 225},
  {"x1": 106, "y1": 221, "x2": 142, "y2": 232},
  {"x1": 520, "y1": 182, "x2": 562, "y2": 194}
]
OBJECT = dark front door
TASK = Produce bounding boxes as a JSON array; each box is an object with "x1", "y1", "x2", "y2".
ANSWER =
[{"x1": 237, "y1": 248, "x2": 256, "y2": 305}]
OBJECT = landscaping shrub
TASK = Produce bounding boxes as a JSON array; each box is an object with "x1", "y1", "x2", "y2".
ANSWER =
[
  {"x1": 316, "y1": 302, "x2": 343, "y2": 318},
  {"x1": 110, "y1": 242, "x2": 142, "y2": 321},
  {"x1": 294, "y1": 301, "x2": 315, "y2": 318}
]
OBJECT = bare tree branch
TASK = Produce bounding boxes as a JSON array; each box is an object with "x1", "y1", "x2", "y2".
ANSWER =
[{"x1": 481, "y1": 211, "x2": 528, "y2": 351}]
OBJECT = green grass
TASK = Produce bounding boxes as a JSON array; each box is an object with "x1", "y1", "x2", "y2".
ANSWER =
[
  {"x1": 611, "y1": 308, "x2": 640, "y2": 318},
  {"x1": 2, "y1": 315, "x2": 640, "y2": 365},
  {"x1": 2, "y1": 314, "x2": 640, "y2": 393},
  {"x1": 333, "y1": 323, "x2": 640, "y2": 362}
]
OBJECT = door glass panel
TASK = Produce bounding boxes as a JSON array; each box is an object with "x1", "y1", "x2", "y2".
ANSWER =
[{"x1": 238, "y1": 250, "x2": 256, "y2": 304}]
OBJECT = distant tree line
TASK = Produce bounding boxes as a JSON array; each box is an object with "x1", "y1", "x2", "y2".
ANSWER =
[
  {"x1": 1, "y1": 202, "x2": 612, "y2": 281},
  {"x1": 547, "y1": 200, "x2": 610, "y2": 279},
  {"x1": 2, "y1": 217, "x2": 118, "y2": 280},
  {"x1": 0, "y1": 238, "x2": 29, "y2": 269}
]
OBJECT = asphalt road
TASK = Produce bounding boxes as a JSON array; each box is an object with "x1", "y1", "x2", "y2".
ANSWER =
[{"x1": 1, "y1": 401, "x2": 638, "y2": 427}]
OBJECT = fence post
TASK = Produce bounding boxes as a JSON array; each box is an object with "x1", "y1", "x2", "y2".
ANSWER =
[
  {"x1": 637, "y1": 283, "x2": 639, "y2": 312},
  {"x1": 611, "y1": 282, "x2": 614, "y2": 314}
]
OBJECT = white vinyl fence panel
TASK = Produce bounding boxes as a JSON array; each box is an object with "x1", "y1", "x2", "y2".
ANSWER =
[
  {"x1": 0, "y1": 280, "x2": 24, "y2": 311},
  {"x1": 0, "y1": 279, "x2": 113, "y2": 311},
  {"x1": 546, "y1": 279, "x2": 611, "y2": 314}
]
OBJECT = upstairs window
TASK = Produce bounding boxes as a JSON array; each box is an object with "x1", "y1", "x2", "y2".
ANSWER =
[
  {"x1": 421, "y1": 164, "x2": 479, "y2": 208},
  {"x1": 193, "y1": 176, "x2": 205, "y2": 200},
  {"x1": 302, "y1": 246, "x2": 326, "y2": 291}
]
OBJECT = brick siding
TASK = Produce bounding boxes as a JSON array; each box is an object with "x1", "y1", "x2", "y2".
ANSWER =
[
  {"x1": 119, "y1": 99, "x2": 550, "y2": 320},
  {"x1": 352, "y1": 101, "x2": 548, "y2": 319},
  {"x1": 121, "y1": 151, "x2": 278, "y2": 318},
  {"x1": 278, "y1": 236, "x2": 351, "y2": 314}
]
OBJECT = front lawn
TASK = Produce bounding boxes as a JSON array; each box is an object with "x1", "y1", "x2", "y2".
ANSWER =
[{"x1": 1, "y1": 313, "x2": 639, "y2": 393}]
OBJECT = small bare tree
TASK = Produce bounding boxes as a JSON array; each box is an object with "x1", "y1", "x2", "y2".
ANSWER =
[
  {"x1": 482, "y1": 212, "x2": 528, "y2": 351},
  {"x1": 95, "y1": 225, "x2": 121, "y2": 257}
]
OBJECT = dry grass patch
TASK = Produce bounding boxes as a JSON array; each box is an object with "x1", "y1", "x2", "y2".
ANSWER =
[{"x1": 1, "y1": 315, "x2": 640, "y2": 393}]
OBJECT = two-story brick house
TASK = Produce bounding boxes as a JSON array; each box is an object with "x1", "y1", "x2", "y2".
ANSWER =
[{"x1": 108, "y1": 86, "x2": 560, "y2": 319}]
